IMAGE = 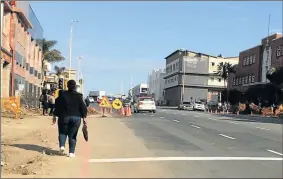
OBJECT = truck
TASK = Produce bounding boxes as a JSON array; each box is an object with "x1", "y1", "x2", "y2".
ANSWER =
[{"x1": 89, "y1": 90, "x2": 106, "y2": 102}]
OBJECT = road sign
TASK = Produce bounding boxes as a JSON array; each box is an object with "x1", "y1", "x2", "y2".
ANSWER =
[
  {"x1": 112, "y1": 99, "x2": 123, "y2": 109},
  {"x1": 99, "y1": 96, "x2": 111, "y2": 108}
]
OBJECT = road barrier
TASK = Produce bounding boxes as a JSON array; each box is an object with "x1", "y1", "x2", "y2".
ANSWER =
[{"x1": 1, "y1": 96, "x2": 21, "y2": 119}]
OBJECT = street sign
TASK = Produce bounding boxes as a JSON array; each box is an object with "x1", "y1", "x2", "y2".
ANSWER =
[
  {"x1": 112, "y1": 99, "x2": 123, "y2": 109},
  {"x1": 99, "y1": 96, "x2": 111, "y2": 108}
]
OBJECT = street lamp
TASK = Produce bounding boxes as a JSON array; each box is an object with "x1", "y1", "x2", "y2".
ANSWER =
[
  {"x1": 68, "y1": 20, "x2": 79, "y2": 80},
  {"x1": 145, "y1": 65, "x2": 150, "y2": 94},
  {"x1": 77, "y1": 56, "x2": 83, "y2": 81}
]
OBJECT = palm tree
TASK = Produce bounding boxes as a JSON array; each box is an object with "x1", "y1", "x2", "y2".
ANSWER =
[
  {"x1": 54, "y1": 66, "x2": 66, "y2": 77},
  {"x1": 216, "y1": 62, "x2": 235, "y2": 102}
]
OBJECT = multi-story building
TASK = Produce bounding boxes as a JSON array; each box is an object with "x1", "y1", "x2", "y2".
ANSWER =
[
  {"x1": 164, "y1": 49, "x2": 239, "y2": 106},
  {"x1": 228, "y1": 33, "x2": 283, "y2": 92},
  {"x1": 1, "y1": 1, "x2": 43, "y2": 108},
  {"x1": 1, "y1": 1, "x2": 13, "y2": 98},
  {"x1": 148, "y1": 69, "x2": 166, "y2": 104}
]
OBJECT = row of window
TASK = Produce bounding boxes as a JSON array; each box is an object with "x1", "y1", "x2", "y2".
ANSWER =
[
  {"x1": 242, "y1": 54, "x2": 256, "y2": 66},
  {"x1": 15, "y1": 62, "x2": 41, "y2": 80},
  {"x1": 277, "y1": 45, "x2": 283, "y2": 57},
  {"x1": 166, "y1": 62, "x2": 179, "y2": 73},
  {"x1": 165, "y1": 76, "x2": 178, "y2": 84},
  {"x1": 233, "y1": 75, "x2": 255, "y2": 86}
]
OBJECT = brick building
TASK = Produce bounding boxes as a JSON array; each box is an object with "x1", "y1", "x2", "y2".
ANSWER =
[
  {"x1": 228, "y1": 33, "x2": 283, "y2": 92},
  {"x1": 1, "y1": 1, "x2": 43, "y2": 107}
]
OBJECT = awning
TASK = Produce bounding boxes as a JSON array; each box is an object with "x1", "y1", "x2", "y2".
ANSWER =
[{"x1": 13, "y1": 8, "x2": 33, "y2": 29}]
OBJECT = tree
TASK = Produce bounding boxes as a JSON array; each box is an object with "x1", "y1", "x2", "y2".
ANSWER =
[
  {"x1": 42, "y1": 39, "x2": 65, "y2": 63},
  {"x1": 54, "y1": 66, "x2": 66, "y2": 77},
  {"x1": 215, "y1": 62, "x2": 235, "y2": 102}
]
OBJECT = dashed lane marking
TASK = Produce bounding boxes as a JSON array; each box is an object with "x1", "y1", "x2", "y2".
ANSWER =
[
  {"x1": 160, "y1": 117, "x2": 164, "y2": 119},
  {"x1": 173, "y1": 120, "x2": 180, "y2": 123},
  {"x1": 190, "y1": 125, "x2": 201, "y2": 129},
  {"x1": 256, "y1": 127, "x2": 270, "y2": 131},
  {"x1": 219, "y1": 134, "x2": 236, "y2": 140},
  {"x1": 229, "y1": 121, "x2": 239, "y2": 124}
]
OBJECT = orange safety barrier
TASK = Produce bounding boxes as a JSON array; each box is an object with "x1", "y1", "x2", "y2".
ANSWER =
[
  {"x1": 1, "y1": 96, "x2": 21, "y2": 119},
  {"x1": 120, "y1": 106, "x2": 125, "y2": 116},
  {"x1": 125, "y1": 106, "x2": 132, "y2": 117}
]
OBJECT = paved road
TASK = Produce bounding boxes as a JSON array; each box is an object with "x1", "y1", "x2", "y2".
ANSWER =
[{"x1": 117, "y1": 109, "x2": 283, "y2": 178}]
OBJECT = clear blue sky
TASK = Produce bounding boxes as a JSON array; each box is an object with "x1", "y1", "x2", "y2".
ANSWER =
[{"x1": 31, "y1": 1, "x2": 282, "y2": 95}]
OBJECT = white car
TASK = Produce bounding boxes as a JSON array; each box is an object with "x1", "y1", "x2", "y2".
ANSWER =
[
  {"x1": 193, "y1": 101, "x2": 205, "y2": 111},
  {"x1": 178, "y1": 102, "x2": 193, "y2": 110},
  {"x1": 89, "y1": 97, "x2": 95, "y2": 103},
  {"x1": 133, "y1": 97, "x2": 156, "y2": 113}
]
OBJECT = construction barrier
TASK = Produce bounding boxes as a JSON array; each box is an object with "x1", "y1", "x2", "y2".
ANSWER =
[{"x1": 1, "y1": 96, "x2": 21, "y2": 119}]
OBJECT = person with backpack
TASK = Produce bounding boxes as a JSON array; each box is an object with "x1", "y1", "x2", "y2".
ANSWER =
[
  {"x1": 39, "y1": 90, "x2": 48, "y2": 116},
  {"x1": 48, "y1": 91, "x2": 56, "y2": 116},
  {"x1": 53, "y1": 80, "x2": 88, "y2": 158}
]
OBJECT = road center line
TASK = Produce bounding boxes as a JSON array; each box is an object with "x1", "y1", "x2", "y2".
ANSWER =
[
  {"x1": 88, "y1": 157, "x2": 283, "y2": 163},
  {"x1": 182, "y1": 114, "x2": 186, "y2": 116},
  {"x1": 195, "y1": 116, "x2": 199, "y2": 118},
  {"x1": 219, "y1": 134, "x2": 236, "y2": 140},
  {"x1": 209, "y1": 118, "x2": 217, "y2": 120},
  {"x1": 160, "y1": 117, "x2": 164, "y2": 119},
  {"x1": 190, "y1": 125, "x2": 201, "y2": 129},
  {"x1": 143, "y1": 114, "x2": 146, "y2": 116},
  {"x1": 173, "y1": 120, "x2": 180, "y2": 123},
  {"x1": 256, "y1": 127, "x2": 270, "y2": 131},
  {"x1": 267, "y1": 149, "x2": 283, "y2": 156},
  {"x1": 229, "y1": 121, "x2": 239, "y2": 124}
]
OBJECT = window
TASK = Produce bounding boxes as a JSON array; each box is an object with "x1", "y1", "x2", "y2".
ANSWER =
[
  {"x1": 277, "y1": 46, "x2": 282, "y2": 57},
  {"x1": 249, "y1": 55, "x2": 252, "y2": 64},
  {"x1": 253, "y1": 54, "x2": 256, "y2": 63},
  {"x1": 233, "y1": 78, "x2": 236, "y2": 85},
  {"x1": 248, "y1": 75, "x2": 252, "y2": 83},
  {"x1": 211, "y1": 62, "x2": 215, "y2": 66},
  {"x1": 242, "y1": 77, "x2": 245, "y2": 84},
  {"x1": 176, "y1": 62, "x2": 179, "y2": 69},
  {"x1": 210, "y1": 77, "x2": 214, "y2": 81},
  {"x1": 173, "y1": 64, "x2": 175, "y2": 71},
  {"x1": 171, "y1": 78, "x2": 173, "y2": 82},
  {"x1": 236, "y1": 78, "x2": 239, "y2": 85},
  {"x1": 245, "y1": 76, "x2": 248, "y2": 84},
  {"x1": 243, "y1": 58, "x2": 246, "y2": 66},
  {"x1": 252, "y1": 75, "x2": 255, "y2": 83},
  {"x1": 239, "y1": 77, "x2": 242, "y2": 85},
  {"x1": 218, "y1": 78, "x2": 221, "y2": 82}
]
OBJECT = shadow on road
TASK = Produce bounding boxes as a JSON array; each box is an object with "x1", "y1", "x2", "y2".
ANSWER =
[
  {"x1": 213, "y1": 113, "x2": 283, "y2": 125},
  {"x1": 9, "y1": 144, "x2": 65, "y2": 156}
]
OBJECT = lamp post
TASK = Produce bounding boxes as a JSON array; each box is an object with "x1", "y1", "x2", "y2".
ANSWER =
[
  {"x1": 68, "y1": 20, "x2": 79, "y2": 80},
  {"x1": 77, "y1": 56, "x2": 83, "y2": 81}
]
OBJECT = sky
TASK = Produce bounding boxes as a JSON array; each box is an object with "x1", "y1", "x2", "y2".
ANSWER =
[{"x1": 30, "y1": 1, "x2": 283, "y2": 95}]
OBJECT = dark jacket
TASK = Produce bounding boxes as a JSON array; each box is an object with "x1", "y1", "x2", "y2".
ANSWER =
[{"x1": 55, "y1": 90, "x2": 87, "y2": 118}]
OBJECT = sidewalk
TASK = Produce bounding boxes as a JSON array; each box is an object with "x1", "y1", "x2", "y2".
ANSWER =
[{"x1": 1, "y1": 114, "x2": 173, "y2": 178}]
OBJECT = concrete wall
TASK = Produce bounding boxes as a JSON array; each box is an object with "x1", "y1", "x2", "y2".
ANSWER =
[
  {"x1": 164, "y1": 86, "x2": 181, "y2": 106},
  {"x1": 148, "y1": 69, "x2": 165, "y2": 101}
]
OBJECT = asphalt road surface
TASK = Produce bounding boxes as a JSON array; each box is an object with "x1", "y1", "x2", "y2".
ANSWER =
[{"x1": 119, "y1": 109, "x2": 283, "y2": 178}]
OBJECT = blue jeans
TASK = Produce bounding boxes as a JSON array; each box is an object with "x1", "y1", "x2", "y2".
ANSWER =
[{"x1": 58, "y1": 116, "x2": 81, "y2": 153}]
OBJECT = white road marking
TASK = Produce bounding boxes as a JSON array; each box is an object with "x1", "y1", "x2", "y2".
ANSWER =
[
  {"x1": 150, "y1": 115, "x2": 154, "y2": 117},
  {"x1": 182, "y1": 114, "x2": 186, "y2": 116},
  {"x1": 174, "y1": 113, "x2": 177, "y2": 115},
  {"x1": 190, "y1": 125, "x2": 201, "y2": 129},
  {"x1": 229, "y1": 121, "x2": 239, "y2": 124},
  {"x1": 88, "y1": 157, "x2": 283, "y2": 163},
  {"x1": 209, "y1": 118, "x2": 217, "y2": 120},
  {"x1": 256, "y1": 127, "x2": 270, "y2": 131},
  {"x1": 195, "y1": 116, "x2": 199, "y2": 118},
  {"x1": 173, "y1": 120, "x2": 180, "y2": 123},
  {"x1": 267, "y1": 149, "x2": 283, "y2": 156},
  {"x1": 160, "y1": 117, "x2": 164, "y2": 119},
  {"x1": 219, "y1": 134, "x2": 236, "y2": 140},
  {"x1": 143, "y1": 114, "x2": 146, "y2": 116}
]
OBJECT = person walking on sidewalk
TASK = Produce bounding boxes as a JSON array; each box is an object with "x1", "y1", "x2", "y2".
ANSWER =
[
  {"x1": 48, "y1": 91, "x2": 56, "y2": 116},
  {"x1": 40, "y1": 90, "x2": 49, "y2": 116},
  {"x1": 54, "y1": 80, "x2": 88, "y2": 158}
]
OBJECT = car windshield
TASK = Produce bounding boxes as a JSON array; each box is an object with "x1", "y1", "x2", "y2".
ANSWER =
[
  {"x1": 183, "y1": 102, "x2": 191, "y2": 104},
  {"x1": 195, "y1": 102, "x2": 202, "y2": 104}
]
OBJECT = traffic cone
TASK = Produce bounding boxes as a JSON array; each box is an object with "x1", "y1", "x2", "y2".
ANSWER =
[
  {"x1": 126, "y1": 106, "x2": 132, "y2": 117},
  {"x1": 109, "y1": 107, "x2": 112, "y2": 114},
  {"x1": 120, "y1": 106, "x2": 125, "y2": 116}
]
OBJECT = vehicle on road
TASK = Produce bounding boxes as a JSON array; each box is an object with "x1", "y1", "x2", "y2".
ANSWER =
[
  {"x1": 193, "y1": 101, "x2": 205, "y2": 111},
  {"x1": 89, "y1": 97, "x2": 95, "y2": 103},
  {"x1": 89, "y1": 90, "x2": 106, "y2": 102},
  {"x1": 178, "y1": 101, "x2": 193, "y2": 110},
  {"x1": 133, "y1": 97, "x2": 156, "y2": 113}
]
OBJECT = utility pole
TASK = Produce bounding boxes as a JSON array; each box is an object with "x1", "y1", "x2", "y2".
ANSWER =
[{"x1": 68, "y1": 20, "x2": 79, "y2": 80}]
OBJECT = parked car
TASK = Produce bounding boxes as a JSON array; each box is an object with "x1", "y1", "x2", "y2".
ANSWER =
[
  {"x1": 133, "y1": 97, "x2": 156, "y2": 113},
  {"x1": 89, "y1": 97, "x2": 95, "y2": 103},
  {"x1": 193, "y1": 101, "x2": 205, "y2": 111},
  {"x1": 178, "y1": 102, "x2": 193, "y2": 110}
]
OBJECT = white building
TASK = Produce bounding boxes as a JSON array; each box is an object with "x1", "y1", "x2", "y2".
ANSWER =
[{"x1": 148, "y1": 69, "x2": 166, "y2": 104}]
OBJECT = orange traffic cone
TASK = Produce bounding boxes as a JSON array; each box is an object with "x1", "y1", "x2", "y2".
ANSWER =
[
  {"x1": 126, "y1": 106, "x2": 132, "y2": 117},
  {"x1": 109, "y1": 107, "x2": 112, "y2": 114},
  {"x1": 120, "y1": 106, "x2": 125, "y2": 116}
]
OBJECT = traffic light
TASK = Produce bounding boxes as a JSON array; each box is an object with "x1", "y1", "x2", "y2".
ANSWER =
[{"x1": 58, "y1": 78, "x2": 64, "y2": 89}]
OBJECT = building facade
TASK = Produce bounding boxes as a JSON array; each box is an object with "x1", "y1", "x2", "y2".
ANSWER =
[
  {"x1": 148, "y1": 69, "x2": 165, "y2": 104},
  {"x1": 228, "y1": 33, "x2": 283, "y2": 92},
  {"x1": 164, "y1": 49, "x2": 239, "y2": 106},
  {"x1": 1, "y1": 1, "x2": 43, "y2": 108}
]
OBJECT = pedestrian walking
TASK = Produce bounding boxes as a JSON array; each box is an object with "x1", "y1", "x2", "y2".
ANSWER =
[
  {"x1": 39, "y1": 90, "x2": 48, "y2": 116},
  {"x1": 48, "y1": 91, "x2": 56, "y2": 116},
  {"x1": 53, "y1": 80, "x2": 88, "y2": 158}
]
